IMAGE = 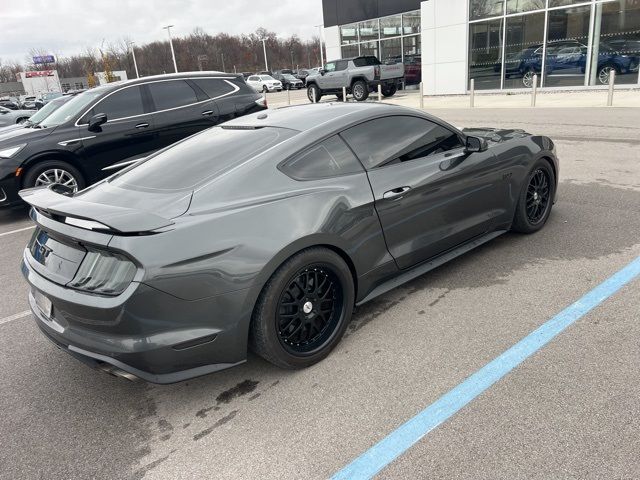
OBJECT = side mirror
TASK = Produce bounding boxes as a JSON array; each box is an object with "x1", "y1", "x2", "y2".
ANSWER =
[
  {"x1": 88, "y1": 113, "x2": 107, "y2": 131},
  {"x1": 0, "y1": 110, "x2": 7, "y2": 115},
  {"x1": 465, "y1": 136, "x2": 488, "y2": 153},
  {"x1": 319, "y1": 69, "x2": 326, "y2": 75}
]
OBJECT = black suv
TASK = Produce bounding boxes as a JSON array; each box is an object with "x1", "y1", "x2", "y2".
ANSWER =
[{"x1": 0, "y1": 72, "x2": 266, "y2": 207}]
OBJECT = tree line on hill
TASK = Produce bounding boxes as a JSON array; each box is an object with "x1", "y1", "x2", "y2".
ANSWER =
[{"x1": 0, "y1": 27, "x2": 325, "y2": 83}]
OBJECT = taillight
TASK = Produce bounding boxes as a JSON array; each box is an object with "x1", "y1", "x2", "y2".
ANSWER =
[
  {"x1": 68, "y1": 249, "x2": 137, "y2": 295},
  {"x1": 255, "y1": 95, "x2": 267, "y2": 108}
]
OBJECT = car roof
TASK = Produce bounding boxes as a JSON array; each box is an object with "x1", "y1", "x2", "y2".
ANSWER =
[
  {"x1": 97, "y1": 71, "x2": 240, "y2": 91},
  {"x1": 222, "y1": 102, "x2": 443, "y2": 134}
]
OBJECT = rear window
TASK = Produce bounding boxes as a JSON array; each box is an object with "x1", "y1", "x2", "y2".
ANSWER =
[
  {"x1": 280, "y1": 135, "x2": 363, "y2": 180},
  {"x1": 192, "y1": 78, "x2": 236, "y2": 99},
  {"x1": 110, "y1": 127, "x2": 296, "y2": 191},
  {"x1": 353, "y1": 56, "x2": 381, "y2": 67}
]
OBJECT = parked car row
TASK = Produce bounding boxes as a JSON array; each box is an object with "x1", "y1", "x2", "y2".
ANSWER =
[{"x1": 0, "y1": 72, "x2": 266, "y2": 207}]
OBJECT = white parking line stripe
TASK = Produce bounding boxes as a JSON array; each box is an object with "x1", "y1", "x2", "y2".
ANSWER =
[
  {"x1": 0, "y1": 310, "x2": 31, "y2": 326},
  {"x1": 0, "y1": 225, "x2": 35, "y2": 237}
]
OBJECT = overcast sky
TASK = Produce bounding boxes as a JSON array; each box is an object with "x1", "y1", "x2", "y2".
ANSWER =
[{"x1": 0, "y1": 0, "x2": 324, "y2": 63}]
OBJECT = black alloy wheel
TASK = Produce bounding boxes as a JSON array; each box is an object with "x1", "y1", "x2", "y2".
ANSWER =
[
  {"x1": 526, "y1": 168, "x2": 551, "y2": 225},
  {"x1": 512, "y1": 158, "x2": 555, "y2": 234},
  {"x1": 277, "y1": 265, "x2": 343, "y2": 355},
  {"x1": 250, "y1": 247, "x2": 354, "y2": 368}
]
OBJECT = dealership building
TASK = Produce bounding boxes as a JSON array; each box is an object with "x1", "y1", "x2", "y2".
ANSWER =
[{"x1": 321, "y1": 0, "x2": 640, "y2": 95}]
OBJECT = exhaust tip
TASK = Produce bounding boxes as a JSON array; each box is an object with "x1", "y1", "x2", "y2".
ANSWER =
[{"x1": 97, "y1": 362, "x2": 140, "y2": 382}]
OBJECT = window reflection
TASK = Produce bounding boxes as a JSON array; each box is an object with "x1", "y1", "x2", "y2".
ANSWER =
[
  {"x1": 403, "y1": 35, "x2": 422, "y2": 85},
  {"x1": 402, "y1": 11, "x2": 421, "y2": 35},
  {"x1": 470, "y1": 0, "x2": 505, "y2": 21},
  {"x1": 380, "y1": 38, "x2": 402, "y2": 64},
  {"x1": 504, "y1": 12, "x2": 545, "y2": 88},
  {"x1": 340, "y1": 24, "x2": 358, "y2": 45},
  {"x1": 590, "y1": 0, "x2": 640, "y2": 85},
  {"x1": 469, "y1": 19, "x2": 504, "y2": 89},
  {"x1": 380, "y1": 15, "x2": 402, "y2": 39},
  {"x1": 506, "y1": 0, "x2": 545, "y2": 14},
  {"x1": 341, "y1": 44, "x2": 359, "y2": 59},
  {"x1": 358, "y1": 19, "x2": 379, "y2": 42},
  {"x1": 360, "y1": 41, "x2": 379, "y2": 58},
  {"x1": 544, "y1": 5, "x2": 591, "y2": 87}
]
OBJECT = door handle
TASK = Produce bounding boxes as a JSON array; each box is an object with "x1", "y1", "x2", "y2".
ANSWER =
[
  {"x1": 383, "y1": 186, "x2": 411, "y2": 200},
  {"x1": 201, "y1": 110, "x2": 215, "y2": 116},
  {"x1": 135, "y1": 123, "x2": 149, "y2": 129}
]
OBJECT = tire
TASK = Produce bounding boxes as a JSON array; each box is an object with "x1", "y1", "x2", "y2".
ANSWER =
[
  {"x1": 522, "y1": 68, "x2": 535, "y2": 88},
  {"x1": 335, "y1": 92, "x2": 344, "y2": 101},
  {"x1": 381, "y1": 84, "x2": 397, "y2": 97},
  {"x1": 597, "y1": 64, "x2": 618, "y2": 85},
  {"x1": 511, "y1": 158, "x2": 555, "y2": 234},
  {"x1": 307, "y1": 84, "x2": 322, "y2": 103},
  {"x1": 351, "y1": 80, "x2": 369, "y2": 101},
  {"x1": 249, "y1": 247, "x2": 355, "y2": 369},
  {"x1": 22, "y1": 160, "x2": 85, "y2": 193}
]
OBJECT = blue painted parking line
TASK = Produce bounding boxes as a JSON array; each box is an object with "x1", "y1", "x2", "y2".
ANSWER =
[{"x1": 332, "y1": 256, "x2": 640, "y2": 480}]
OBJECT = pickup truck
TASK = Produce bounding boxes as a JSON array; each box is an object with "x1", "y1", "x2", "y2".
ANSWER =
[{"x1": 305, "y1": 55, "x2": 405, "y2": 102}]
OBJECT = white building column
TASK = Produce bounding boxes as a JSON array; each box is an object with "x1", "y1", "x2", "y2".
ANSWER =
[
  {"x1": 421, "y1": 0, "x2": 469, "y2": 95},
  {"x1": 324, "y1": 26, "x2": 341, "y2": 63}
]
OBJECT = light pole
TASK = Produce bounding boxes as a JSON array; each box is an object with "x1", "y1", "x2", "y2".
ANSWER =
[
  {"x1": 260, "y1": 38, "x2": 268, "y2": 72},
  {"x1": 163, "y1": 24, "x2": 178, "y2": 73},
  {"x1": 128, "y1": 41, "x2": 139, "y2": 78},
  {"x1": 221, "y1": 53, "x2": 225, "y2": 72},
  {"x1": 315, "y1": 24, "x2": 324, "y2": 67}
]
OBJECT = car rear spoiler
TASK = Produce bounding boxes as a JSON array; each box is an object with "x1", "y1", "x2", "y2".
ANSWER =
[{"x1": 19, "y1": 186, "x2": 174, "y2": 233}]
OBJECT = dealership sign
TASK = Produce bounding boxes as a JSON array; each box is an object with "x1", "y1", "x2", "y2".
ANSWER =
[
  {"x1": 33, "y1": 55, "x2": 55, "y2": 64},
  {"x1": 24, "y1": 70, "x2": 56, "y2": 78}
]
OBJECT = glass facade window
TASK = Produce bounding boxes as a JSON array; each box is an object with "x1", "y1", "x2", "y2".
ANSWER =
[
  {"x1": 469, "y1": 19, "x2": 504, "y2": 90},
  {"x1": 341, "y1": 44, "x2": 359, "y2": 58},
  {"x1": 503, "y1": 12, "x2": 545, "y2": 89},
  {"x1": 548, "y1": 0, "x2": 589, "y2": 7},
  {"x1": 403, "y1": 36, "x2": 422, "y2": 85},
  {"x1": 590, "y1": 0, "x2": 640, "y2": 85},
  {"x1": 380, "y1": 38, "x2": 402, "y2": 64},
  {"x1": 470, "y1": 0, "x2": 505, "y2": 21},
  {"x1": 360, "y1": 41, "x2": 380, "y2": 58},
  {"x1": 340, "y1": 23, "x2": 358, "y2": 45},
  {"x1": 506, "y1": 0, "x2": 545, "y2": 14},
  {"x1": 358, "y1": 19, "x2": 379, "y2": 42},
  {"x1": 380, "y1": 15, "x2": 402, "y2": 38},
  {"x1": 402, "y1": 11, "x2": 421, "y2": 35},
  {"x1": 544, "y1": 5, "x2": 591, "y2": 87}
]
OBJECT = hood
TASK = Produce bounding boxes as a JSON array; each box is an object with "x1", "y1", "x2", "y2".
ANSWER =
[
  {"x1": 0, "y1": 124, "x2": 56, "y2": 145},
  {"x1": 462, "y1": 127, "x2": 530, "y2": 144}
]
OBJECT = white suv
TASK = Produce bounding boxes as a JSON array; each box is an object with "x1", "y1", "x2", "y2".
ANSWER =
[{"x1": 246, "y1": 75, "x2": 283, "y2": 93}]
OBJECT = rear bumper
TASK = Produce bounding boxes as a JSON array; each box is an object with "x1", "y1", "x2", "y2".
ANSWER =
[{"x1": 22, "y1": 251, "x2": 252, "y2": 384}]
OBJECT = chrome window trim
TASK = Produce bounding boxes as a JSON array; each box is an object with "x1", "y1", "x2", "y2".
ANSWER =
[{"x1": 74, "y1": 77, "x2": 240, "y2": 127}]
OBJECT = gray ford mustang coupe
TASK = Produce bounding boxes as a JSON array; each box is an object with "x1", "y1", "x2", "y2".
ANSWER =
[{"x1": 20, "y1": 103, "x2": 558, "y2": 383}]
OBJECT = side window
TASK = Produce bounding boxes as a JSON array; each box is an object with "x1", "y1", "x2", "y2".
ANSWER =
[
  {"x1": 335, "y1": 60, "x2": 348, "y2": 71},
  {"x1": 191, "y1": 78, "x2": 235, "y2": 99},
  {"x1": 248, "y1": 76, "x2": 258, "y2": 82},
  {"x1": 280, "y1": 135, "x2": 364, "y2": 180},
  {"x1": 324, "y1": 62, "x2": 336, "y2": 72},
  {"x1": 340, "y1": 116, "x2": 464, "y2": 169},
  {"x1": 91, "y1": 86, "x2": 145, "y2": 121},
  {"x1": 148, "y1": 80, "x2": 199, "y2": 111}
]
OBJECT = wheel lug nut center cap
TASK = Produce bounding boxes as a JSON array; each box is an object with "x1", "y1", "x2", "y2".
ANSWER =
[{"x1": 303, "y1": 301, "x2": 313, "y2": 314}]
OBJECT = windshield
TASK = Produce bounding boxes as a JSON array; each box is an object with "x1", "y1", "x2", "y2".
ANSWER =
[
  {"x1": 284, "y1": 74, "x2": 297, "y2": 80},
  {"x1": 39, "y1": 89, "x2": 105, "y2": 128},
  {"x1": 26, "y1": 97, "x2": 68, "y2": 125},
  {"x1": 42, "y1": 92, "x2": 62, "y2": 100},
  {"x1": 261, "y1": 75, "x2": 276, "y2": 81}
]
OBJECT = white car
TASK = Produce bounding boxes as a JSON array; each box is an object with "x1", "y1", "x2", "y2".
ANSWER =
[
  {"x1": 246, "y1": 75, "x2": 283, "y2": 93},
  {"x1": 0, "y1": 105, "x2": 34, "y2": 127}
]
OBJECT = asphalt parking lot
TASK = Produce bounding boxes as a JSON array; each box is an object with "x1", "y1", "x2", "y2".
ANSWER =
[{"x1": 1, "y1": 106, "x2": 639, "y2": 480}]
